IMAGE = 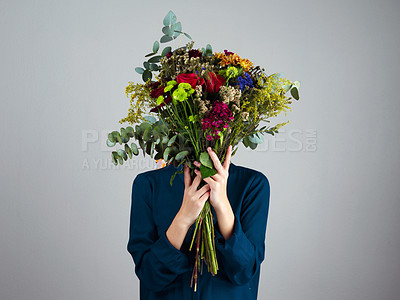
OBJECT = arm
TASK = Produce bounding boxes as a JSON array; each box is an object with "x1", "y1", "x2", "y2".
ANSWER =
[
  {"x1": 214, "y1": 172, "x2": 270, "y2": 286},
  {"x1": 127, "y1": 174, "x2": 192, "y2": 292}
]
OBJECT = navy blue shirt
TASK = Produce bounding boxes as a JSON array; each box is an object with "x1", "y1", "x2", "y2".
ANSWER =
[{"x1": 127, "y1": 162, "x2": 270, "y2": 299}]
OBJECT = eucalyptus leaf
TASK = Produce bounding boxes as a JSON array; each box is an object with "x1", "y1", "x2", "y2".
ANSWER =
[
  {"x1": 106, "y1": 139, "x2": 116, "y2": 147},
  {"x1": 126, "y1": 126, "x2": 134, "y2": 137},
  {"x1": 149, "y1": 63, "x2": 158, "y2": 71},
  {"x1": 161, "y1": 46, "x2": 172, "y2": 57},
  {"x1": 143, "y1": 126, "x2": 152, "y2": 141},
  {"x1": 108, "y1": 132, "x2": 116, "y2": 143},
  {"x1": 160, "y1": 35, "x2": 173, "y2": 43},
  {"x1": 153, "y1": 41, "x2": 159, "y2": 53},
  {"x1": 143, "y1": 115, "x2": 157, "y2": 124},
  {"x1": 118, "y1": 149, "x2": 128, "y2": 161},
  {"x1": 172, "y1": 22, "x2": 181, "y2": 38},
  {"x1": 125, "y1": 144, "x2": 132, "y2": 159},
  {"x1": 111, "y1": 151, "x2": 118, "y2": 166},
  {"x1": 291, "y1": 87, "x2": 299, "y2": 100},
  {"x1": 162, "y1": 26, "x2": 173, "y2": 36},
  {"x1": 144, "y1": 52, "x2": 156, "y2": 57},
  {"x1": 184, "y1": 33, "x2": 192, "y2": 40},
  {"x1": 131, "y1": 142, "x2": 139, "y2": 155},
  {"x1": 148, "y1": 55, "x2": 161, "y2": 63},
  {"x1": 135, "y1": 67, "x2": 145, "y2": 74},
  {"x1": 142, "y1": 70, "x2": 152, "y2": 82},
  {"x1": 163, "y1": 10, "x2": 177, "y2": 26}
]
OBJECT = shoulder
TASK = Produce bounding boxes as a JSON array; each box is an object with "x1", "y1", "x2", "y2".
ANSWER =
[
  {"x1": 132, "y1": 164, "x2": 175, "y2": 185},
  {"x1": 230, "y1": 163, "x2": 270, "y2": 188}
]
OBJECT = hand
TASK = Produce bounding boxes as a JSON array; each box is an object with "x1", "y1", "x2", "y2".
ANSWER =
[
  {"x1": 176, "y1": 163, "x2": 211, "y2": 227},
  {"x1": 193, "y1": 145, "x2": 232, "y2": 211}
]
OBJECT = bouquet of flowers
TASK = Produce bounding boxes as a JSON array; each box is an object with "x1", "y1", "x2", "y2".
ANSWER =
[{"x1": 107, "y1": 10, "x2": 300, "y2": 291}]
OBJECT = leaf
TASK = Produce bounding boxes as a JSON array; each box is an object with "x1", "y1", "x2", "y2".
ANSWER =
[
  {"x1": 248, "y1": 140, "x2": 258, "y2": 150},
  {"x1": 143, "y1": 61, "x2": 150, "y2": 69},
  {"x1": 125, "y1": 144, "x2": 132, "y2": 159},
  {"x1": 172, "y1": 22, "x2": 181, "y2": 38},
  {"x1": 161, "y1": 46, "x2": 172, "y2": 57},
  {"x1": 163, "y1": 10, "x2": 177, "y2": 26},
  {"x1": 149, "y1": 63, "x2": 158, "y2": 71},
  {"x1": 125, "y1": 126, "x2": 134, "y2": 137},
  {"x1": 131, "y1": 142, "x2": 139, "y2": 155},
  {"x1": 117, "y1": 149, "x2": 128, "y2": 161},
  {"x1": 162, "y1": 26, "x2": 173, "y2": 36},
  {"x1": 142, "y1": 70, "x2": 152, "y2": 82},
  {"x1": 167, "y1": 135, "x2": 177, "y2": 146},
  {"x1": 200, "y1": 164, "x2": 218, "y2": 179},
  {"x1": 175, "y1": 150, "x2": 189, "y2": 161},
  {"x1": 160, "y1": 35, "x2": 173, "y2": 43},
  {"x1": 200, "y1": 151, "x2": 213, "y2": 169},
  {"x1": 153, "y1": 41, "x2": 159, "y2": 53},
  {"x1": 106, "y1": 139, "x2": 116, "y2": 147},
  {"x1": 144, "y1": 115, "x2": 157, "y2": 124},
  {"x1": 249, "y1": 132, "x2": 264, "y2": 144},
  {"x1": 143, "y1": 126, "x2": 152, "y2": 141},
  {"x1": 242, "y1": 136, "x2": 250, "y2": 148},
  {"x1": 111, "y1": 151, "x2": 118, "y2": 166},
  {"x1": 162, "y1": 135, "x2": 169, "y2": 144},
  {"x1": 144, "y1": 52, "x2": 156, "y2": 57},
  {"x1": 291, "y1": 87, "x2": 299, "y2": 100},
  {"x1": 163, "y1": 147, "x2": 171, "y2": 162},
  {"x1": 135, "y1": 67, "x2": 145, "y2": 74},
  {"x1": 108, "y1": 132, "x2": 116, "y2": 143},
  {"x1": 184, "y1": 32, "x2": 192, "y2": 40},
  {"x1": 148, "y1": 55, "x2": 161, "y2": 63}
]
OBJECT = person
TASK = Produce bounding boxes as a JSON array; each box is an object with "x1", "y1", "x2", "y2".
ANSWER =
[{"x1": 127, "y1": 145, "x2": 270, "y2": 299}]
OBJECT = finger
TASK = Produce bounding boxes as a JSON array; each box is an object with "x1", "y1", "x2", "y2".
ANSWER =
[
  {"x1": 210, "y1": 173, "x2": 223, "y2": 182},
  {"x1": 184, "y1": 164, "x2": 191, "y2": 188},
  {"x1": 207, "y1": 147, "x2": 223, "y2": 173},
  {"x1": 190, "y1": 171, "x2": 202, "y2": 190},
  {"x1": 201, "y1": 174, "x2": 215, "y2": 189},
  {"x1": 223, "y1": 145, "x2": 232, "y2": 170},
  {"x1": 198, "y1": 190, "x2": 210, "y2": 203},
  {"x1": 194, "y1": 183, "x2": 210, "y2": 198}
]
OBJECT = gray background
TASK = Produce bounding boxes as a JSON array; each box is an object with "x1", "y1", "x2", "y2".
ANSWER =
[{"x1": 1, "y1": 0, "x2": 399, "y2": 299}]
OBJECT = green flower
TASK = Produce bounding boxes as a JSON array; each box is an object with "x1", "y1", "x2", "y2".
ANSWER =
[
  {"x1": 173, "y1": 88, "x2": 188, "y2": 102},
  {"x1": 226, "y1": 66, "x2": 239, "y2": 78}
]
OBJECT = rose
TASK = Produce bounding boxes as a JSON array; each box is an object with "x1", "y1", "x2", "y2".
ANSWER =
[
  {"x1": 177, "y1": 73, "x2": 205, "y2": 89},
  {"x1": 150, "y1": 85, "x2": 165, "y2": 99},
  {"x1": 205, "y1": 72, "x2": 226, "y2": 94}
]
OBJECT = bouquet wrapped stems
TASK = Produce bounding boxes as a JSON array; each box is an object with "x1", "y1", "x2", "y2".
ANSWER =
[{"x1": 189, "y1": 179, "x2": 218, "y2": 292}]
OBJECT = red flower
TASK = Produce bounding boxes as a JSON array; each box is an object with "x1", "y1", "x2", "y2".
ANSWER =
[
  {"x1": 204, "y1": 72, "x2": 226, "y2": 93},
  {"x1": 188, "y1": 49, "x2": 202, "y2": 58},
  {"x1": 150, "y1": 85, "x2": 165, "y2": 99},
  {"x1": 177, "y1": 73, "x2": 205, "y2": 89}
]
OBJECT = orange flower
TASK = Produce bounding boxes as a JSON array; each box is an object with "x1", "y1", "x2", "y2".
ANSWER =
[{"x1": 214, "y1": 52, "x2": 254, "y2": 72}]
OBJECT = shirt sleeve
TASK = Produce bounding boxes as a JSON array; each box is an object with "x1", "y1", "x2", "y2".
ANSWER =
[
  {"x1": 127, "y1": 173, "x2": 192, "y2": 292},
  {"x1": 213, "y1": 172, "x2": 270, "y2": 286}
]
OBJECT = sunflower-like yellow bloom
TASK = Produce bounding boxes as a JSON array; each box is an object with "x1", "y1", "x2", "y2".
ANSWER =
[{"x1": 214, "y1": 52, "x2": 254, "y2": 72}]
